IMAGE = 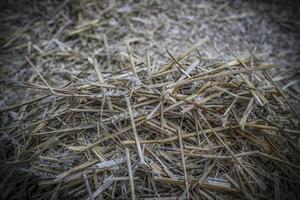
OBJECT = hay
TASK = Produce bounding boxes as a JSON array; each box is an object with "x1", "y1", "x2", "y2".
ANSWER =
[
  {"x1": 1, "y1": 0, "x2": 300, "y2": 200},
  {"x1": 1, "y1": 39, "x2": 300, "y2": 199}
]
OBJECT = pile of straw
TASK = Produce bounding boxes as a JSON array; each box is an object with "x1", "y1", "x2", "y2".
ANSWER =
[
  {"x1": 1, "y1": 0, "x2": 300, "y2": 199},
  {"x1": 1, "y1": 37, "x2": 300, "y2": 199}
]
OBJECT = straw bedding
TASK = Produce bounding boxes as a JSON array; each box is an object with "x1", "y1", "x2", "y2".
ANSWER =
[{"x1": 0, "y1": 0, "x2": 299, "y2": 199}]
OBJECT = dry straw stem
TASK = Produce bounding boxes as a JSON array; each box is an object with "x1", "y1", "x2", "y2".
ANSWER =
[
  {"x1": 125, "y1": 147, "x2": 136, "y2": 200},
  {"x1": 1, "y1": 37, "x2": 300, "y2": 199}
]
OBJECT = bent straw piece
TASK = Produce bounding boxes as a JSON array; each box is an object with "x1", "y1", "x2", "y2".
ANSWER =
[{"x1": 239, "y1": 97, "x2": 254, "y2": 131}]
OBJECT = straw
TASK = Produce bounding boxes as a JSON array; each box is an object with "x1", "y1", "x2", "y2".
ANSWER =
[{"x1": 1, "y1": 1, "x2": 299, "y2": 199}]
